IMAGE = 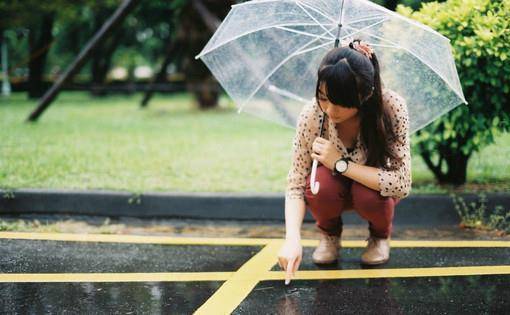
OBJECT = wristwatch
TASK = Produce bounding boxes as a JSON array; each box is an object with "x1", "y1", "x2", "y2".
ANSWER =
[{"x1": 332, "y1": 156, "x2": 352, "y2": 176}]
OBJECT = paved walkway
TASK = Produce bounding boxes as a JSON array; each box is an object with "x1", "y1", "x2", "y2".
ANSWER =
[{"x1": 1, "y1": 230, "x2": 509, "y2": 314}]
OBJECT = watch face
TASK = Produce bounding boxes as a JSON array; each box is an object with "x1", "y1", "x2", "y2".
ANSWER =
[{"x1": 336, "y1": 160, "x2": 347, "y2": 172}]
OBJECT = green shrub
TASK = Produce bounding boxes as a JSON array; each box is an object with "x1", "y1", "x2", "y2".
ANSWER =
[
  {"x1": 450, "y1": 192, "x2": 510, "y2": 234},
  {"x1": 398, "y1": 0, "x2": 510, "y2": 185}
]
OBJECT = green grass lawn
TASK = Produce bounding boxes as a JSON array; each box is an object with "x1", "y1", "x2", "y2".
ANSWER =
[{"x1": 1, "y1": 92, "x2": 509, "y2": 194}]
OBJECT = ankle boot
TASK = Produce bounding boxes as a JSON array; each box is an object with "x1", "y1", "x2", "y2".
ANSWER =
[
  {"x1": 360, "y1": 235, "x2": 390, "y2": 265},
  {"x1": 312, "y1": 232, "x2": 340, "y2": 264}
]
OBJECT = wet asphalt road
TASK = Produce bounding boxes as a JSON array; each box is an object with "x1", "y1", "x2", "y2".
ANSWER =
[{"x1": 1, "y1": 233, "x2": 509, "y2": 314}]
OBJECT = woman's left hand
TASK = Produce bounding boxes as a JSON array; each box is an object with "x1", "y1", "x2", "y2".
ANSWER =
[{"x1": 311, "y1": 137, "x2": 343, "y2": 171}]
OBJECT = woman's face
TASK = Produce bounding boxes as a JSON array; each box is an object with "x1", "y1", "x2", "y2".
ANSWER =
[{"x1": 317, "y1": 82, "x2": 359, "y2": 124}]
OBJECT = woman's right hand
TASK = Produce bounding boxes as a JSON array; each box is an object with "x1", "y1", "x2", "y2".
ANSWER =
[{"x1": 277, "y1": 237, "x2": 303, "y2": 285}]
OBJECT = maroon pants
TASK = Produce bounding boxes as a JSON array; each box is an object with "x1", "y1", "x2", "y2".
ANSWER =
[{"x1": 304, "y1": 165, "x2": 400, "y2": 238}]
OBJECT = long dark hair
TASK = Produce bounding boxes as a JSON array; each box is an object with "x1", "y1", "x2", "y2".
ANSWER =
[{"x1": 314, "y1": 40, "x2": 403, "y2": 169}]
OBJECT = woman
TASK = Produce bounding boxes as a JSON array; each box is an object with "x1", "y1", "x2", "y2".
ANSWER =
[{"x1": 277, "y1": 39, "x2": 412, "y2": 285}]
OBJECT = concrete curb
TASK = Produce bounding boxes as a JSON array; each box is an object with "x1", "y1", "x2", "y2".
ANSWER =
[{"x1": 1, "y1": 189, "x2": 509, "y2": 226}]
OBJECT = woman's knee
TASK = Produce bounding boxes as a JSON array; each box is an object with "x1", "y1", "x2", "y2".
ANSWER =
[
  {"x1": 305, "y1": 165, "x2": 349, "y2": 204},
  {"x1": 351, "y1": 180, "x2": 394, "y2": 210}
]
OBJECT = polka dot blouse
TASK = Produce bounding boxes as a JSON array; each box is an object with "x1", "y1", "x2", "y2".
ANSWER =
[{"x1": 285, "y1": 88, "x2": 412, "y2": 200}]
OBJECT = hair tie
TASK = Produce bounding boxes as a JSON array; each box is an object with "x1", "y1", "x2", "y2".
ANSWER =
[{"x1": 349, "y1": 39, "x2": 374, "y2": 60}]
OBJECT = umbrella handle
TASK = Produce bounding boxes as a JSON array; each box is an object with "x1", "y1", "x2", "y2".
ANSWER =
[{"x1": 310, "y1": 159, "x2": 320, "y2": 195}]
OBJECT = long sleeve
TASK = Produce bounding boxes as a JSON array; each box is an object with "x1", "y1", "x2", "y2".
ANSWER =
[
  {"x1": 285, "y1": 102, "x2": 317, "y2": 200},
  {"x1": 377, "y1": 92, "x2": 412, "y2": 199}
]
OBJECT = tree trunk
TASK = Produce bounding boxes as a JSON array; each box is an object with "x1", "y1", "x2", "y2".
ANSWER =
[
  {"x1": 28, "y1": 13, "x2": 54, "y2": 98},
  {"x1": 27, "y1": 0, "x2": 140, "y2": 122},
  {"x1": 443, "y1": 149, "x2": 470, "y2": 185},
  {"x1": 178, "y1": 0, "x2": 233, "y2": 110},
  {"x1": 140, "y1": 39, "x2": 179, "y2": 107},
  {"x1": 90, "y1": 13, "x2": 124, "y2": 96},
  {"x1": 187, "y1": 76, "x2": 219, "y2": 109},
  {"x1": 418, "y1": 133, "x2": 472, "y2": 186}
]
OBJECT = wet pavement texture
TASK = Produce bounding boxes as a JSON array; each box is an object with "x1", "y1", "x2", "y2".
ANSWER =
[
  {"x1": 235, "y1": 275, "x2": 510, "y2": 314},
  {"x1": 0, "y1": 239, "x2": 261, "y2": 273},
  {"x1": 1, "y1": 281, "x2": 223, "y2": 314},
  {"x1": 1, "y1": 234, "x2": 509, "y2": 314},
  {"x1": 1, "y1": 214, "x2": 510, "y2": 314}
]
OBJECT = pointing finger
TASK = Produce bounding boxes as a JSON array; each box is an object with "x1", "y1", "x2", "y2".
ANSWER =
[{"x1": 285, "y1": 259, "x2": 295, "y2": 285}]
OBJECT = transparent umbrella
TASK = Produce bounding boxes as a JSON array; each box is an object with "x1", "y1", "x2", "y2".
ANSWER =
[{"x1": 195, "y1": 0, "x2": 467, "y2": 194}]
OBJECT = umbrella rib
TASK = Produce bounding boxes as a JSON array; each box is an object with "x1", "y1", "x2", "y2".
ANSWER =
[
  {"x1": 292, "y1": 39, "x2": 334, "y2": 57},
  {"x1": 267, "y1": 84, "x2": 309, "y2": 104},
  {"x1": 275, "y1": 26, "x2": 335, "y2": 41},
  {"x1": 339, "y1": 17, "x2": 389, "y2": 40},
  {"x1": 345, "y1": 15, "x2": 387, "y2": 26},
  {"x1": 237, "y1": 24, "x2": 338, "y2": 113},
  {"x1": 226, "y1": 0, "x2": 449, "y2": 46},
  {"x1": 295, "y1": 1, "x2": 336, "y2": 37},
  {"x1": 196, "y1": 22, "x2": 332, "y2": 59},
  {"x1": 363, "y1": 42, "x2": 399, "y2": 49},
  {"x1": 295, "y1": 0, "x2": 336, "y2": 24},
  {"x1": 343, "y1": 24, "x2": 467, "y2": 103},
  {"x1": 231, "y1": 0, "x2": 283, "y2": 8},
  {"x1": 357, "y1": 0, "x2": 450, "y2": 42}
]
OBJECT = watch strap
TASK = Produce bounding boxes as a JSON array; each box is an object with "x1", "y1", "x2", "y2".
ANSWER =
[{"x1": 332, "y1": 156, "x2": 352, "y2": 176}]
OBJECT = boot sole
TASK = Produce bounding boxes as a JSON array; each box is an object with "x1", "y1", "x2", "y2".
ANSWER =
[
  {"x1": 360, "y1": 257, "x2": 389, "y2": 265},
  {"x1": 312, "y1": 257, "x2": 338, "y2": 265}
]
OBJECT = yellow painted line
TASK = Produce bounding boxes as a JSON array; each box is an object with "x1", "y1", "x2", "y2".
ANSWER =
[
  {"x1": 0, "y1": 272, "x2": 233, "y2": 283},
  {"x1": 2, "y1": 265, "x2": 510, "y2": 284},
  {"x1": 1, "y1": 232, "x2": 509, "y2": 247},
  {"x1": 194, "y1": 240, "x2": 283, "y2": 315},
  {"x1": 300, "y1": 239, "x2": 510, "y2": 247},
  {"x1": 264, "y1": 265, "x2": 510, "y2": 280}
]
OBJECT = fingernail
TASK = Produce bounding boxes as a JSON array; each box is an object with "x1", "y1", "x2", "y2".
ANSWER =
[{"x1": 285, "y1": 279, "x2": 290, "y2": 285}]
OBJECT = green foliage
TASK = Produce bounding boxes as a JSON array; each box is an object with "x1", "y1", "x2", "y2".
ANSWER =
[
  {"x1": 1, "y1": 92, "x2": 509, "y2": 194},
  {"x1": 2, "y1": 189, "x2": 15, "y2": 199},
  {"x1": 127, "y1": 192, "x2": 142, "y2": 205},
  {"x1": 1, "y1": 1, "x2": 183, "y2": 81},
  {"x1": 450, "y1": 192, "x2": 510, "y2": 234},
  {"x1": 0, "y1": 219, "x2": 33, "y2": 232},
  {"x1": 397, "y1": 0, "x2": 510, "y2": 183}
]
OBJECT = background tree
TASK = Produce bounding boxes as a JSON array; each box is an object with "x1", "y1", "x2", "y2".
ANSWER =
[{"x1": 398, "y1": 0, "x2": 510, "y2": 185}]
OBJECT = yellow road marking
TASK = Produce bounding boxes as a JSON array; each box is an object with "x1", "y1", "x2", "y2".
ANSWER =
[
  {"x1": 264, "y1": 265, "x2": 510, "y2": 280},
  {"x1": 2, "y1": 232, "x2": 509, "y2": 313},
  {"x1": 1, "y1": 232, "x2": 509, "y2": 247},
  {"x1": 301, "y1": 239, "x2": 510, "y2": 247},
  {"x1": 2, "y1": 265, "x2": 509, "y2": 284},
  {"x1": 194, "y1": 240, "x2": 283, "y2": 315},
  {"x1": 0, "y1": 272, "x2": 233, "y2": 283}
]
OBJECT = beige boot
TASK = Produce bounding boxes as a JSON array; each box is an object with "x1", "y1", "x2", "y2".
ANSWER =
[
  {"x1": 360, "y1": 236, "x2": 390, "y2": 265},
  {"x1": 312, "y1": 232, "x2": 340, "y2": 264}
]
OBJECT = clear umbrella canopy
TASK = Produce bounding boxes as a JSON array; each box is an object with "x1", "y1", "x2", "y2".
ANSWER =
[{"x1": 195, "y1": 0, "x2": 467, "y2": 134}]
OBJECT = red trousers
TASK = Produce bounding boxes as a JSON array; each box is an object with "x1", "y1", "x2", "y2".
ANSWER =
[{"x1": 304, "y1": 165, "x2": 400, "y2": 238}]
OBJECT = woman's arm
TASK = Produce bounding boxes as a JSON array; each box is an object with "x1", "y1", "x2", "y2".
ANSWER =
[
  {"x1": 285, "y1": 101, "x2": 317, "y2": 235},
  {"x1": 311, "y1": 139, "x2": 383, "y2": 192},
  {"x1": 341, "y1": 162, "x2": 380, "y2": 191},
  {"x1": 284, "y1": 197, "x2": 306, "y2": 240},
  {"x1": 344, "y1": 93, "x2": 412, "y2": 198}
]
